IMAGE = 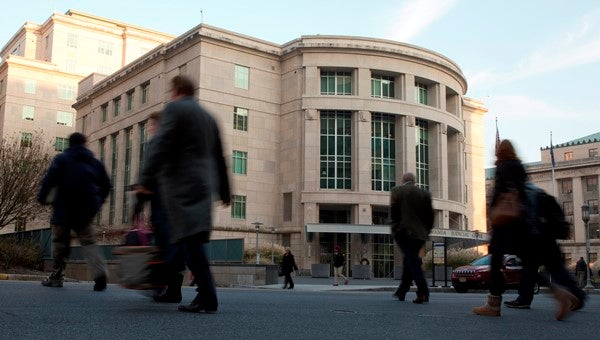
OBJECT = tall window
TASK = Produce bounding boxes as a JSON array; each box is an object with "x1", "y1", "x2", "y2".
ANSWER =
[
  {"x1": 283, "y1": 192, "x2": 292, "y2": 222},
  {"x1": 113, "y1": 97, "x2": 121, "y2": 117},
  {"x1": 24, "y1": 79, "x2": 36, "y2": 94},
  {"x1": 415, "y1": 83, "x2": 428, "y2": 105},
  {"x1": 67, "y1": 33, "x2": 78, "y2": 48},
  {"x1": 20, "y1": 132, "x2": 32, "y2": 147},
  {"x1": 56, "y1": 111, "x2": 73, "y2": 126},
  {"x1": 126, "y1": 90, "x2": 134, "y2": 111},
  {"x1": 559, "y1": 178, "x2": 573, "y2": 194},
  {"x1": 141, "y1": 82, "x2": 149, "y2": 104},
  {"x1": 320, "y1": 111, "x2": 352, "y2": 189},
  {"x1": 585, "y1": 176, "x2": 598, "y2": 192},
  {"x1": 233, "y1": 107, "x2": 248, "y2": 131},
  {"x1": 98, "y1": 41, "x2": 113, "y2": 56},
  {"x1": 589, "y1": 148, "x2": 598, "y2": 158},
  {"x1": 55, "y1": 137, "x2": 68, "y2": 152},
  {"x1": 101, "y1": 103, "x2": 108, "y2": 123},
  {"x1": 22, "y1": 106, "x2": 34, "y2": 121},
  {"x1": 415, "y1": 119, "x2": 429, "y2": 190},
  {"x1": 234, "y1": 65, "x2": 249, "y2": 89},
  {"x1": 320, "y1": 71, "x2": 352, "y2": 95},
  {"x1": 371, "y1": 75, "x2": 395, "y2": 99},
  {"x1": 109, "y1": 134, "x2": 118, "y2": 225},
  {"x1": 232, "y1": 150, "x2": 248, "y2": 175},
  {"x1": 139, "y1": 122, "x2": 148, "y2": 174},
  {"x1": 231, "y1": 195, "x2": 246, "y2": 219},
  {"x1": 122, "y1": 129, "x2": 133, "y2": 223},
  {"x1": 588, "y1": 199, "x2": 599, "y2": 214},
  {"x1": 99, "y1": 138, "x2": 106, "y2": 164},
  {"x1": 563, "y1": 201, "x2": 574, "y2": 216},
  {"x1": 58, "y1": 84, "x2": 75, "y2": 100},
  {"x1": 371, "y1": 113, "x2": 396, "y2": 191}
]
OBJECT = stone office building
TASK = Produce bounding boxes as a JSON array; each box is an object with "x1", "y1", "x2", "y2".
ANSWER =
[{"x1": 73, "y1": 24, "x2": 487, "y2": 275}]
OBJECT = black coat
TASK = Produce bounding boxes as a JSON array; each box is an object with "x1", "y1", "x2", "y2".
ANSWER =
[
  {"x1": 281, "y1": 253, "x2": 298, "y2": 274},
  {"x1": 38, "y1": 145, "x2": 110, "y2": 228}
]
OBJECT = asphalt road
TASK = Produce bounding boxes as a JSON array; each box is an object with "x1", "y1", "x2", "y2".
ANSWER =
[{"x1": 0, "y1": 281, "x2": 598, "y2": 339}]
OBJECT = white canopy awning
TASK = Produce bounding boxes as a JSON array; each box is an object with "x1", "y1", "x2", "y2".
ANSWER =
[{"x1": 305, "y1": 224, "x2": 489, "y2": 241}]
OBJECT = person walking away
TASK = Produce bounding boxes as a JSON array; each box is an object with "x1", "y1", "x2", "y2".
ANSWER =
[
  {"x1": 38, "y1": 133, "x2": 111, "y2": 291},
  {"x1": 575, "y1": 257, "x2": 587, "y2": 289},
  {"x1": 138, "y1": 76, "x2": 230, "y2": 313},
  {"x1": 390, "y1": 172, "x2": 434, "y2": 304},
  {"x1": 281, "y1": 248, "x2": 298, "y2": 289},
  {"x1": 333, "y1": 245, "x2": 348, "y2": 286},
  {"x1": 135, "y1": 111, "x2": 186, "y2": 303}
]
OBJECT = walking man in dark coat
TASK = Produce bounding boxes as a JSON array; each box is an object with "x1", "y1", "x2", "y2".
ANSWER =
[
  {"x1": 138, "y1": 75, "x2": 231, "y2": 313},
  {"x1": 38, "y1": 132, "x2": 111, "y2": 291},
  {"x1": 390, "y1": 172, "x2": 434, "y2": 304}
]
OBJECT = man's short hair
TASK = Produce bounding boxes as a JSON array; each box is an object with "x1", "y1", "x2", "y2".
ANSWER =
[
  {"x1": 401, "y1": 172, "x2": 415, "y2": 184},
  {"x1": 68, "y1": 133, "x2": 87, "y2": 147},
  {"x1": 171, "y1": 76, "x2": 195, "y2": 97}
]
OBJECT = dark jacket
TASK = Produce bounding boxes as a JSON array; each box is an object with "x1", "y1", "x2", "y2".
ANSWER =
[
  {"x1": 139, "y1": 96, "x2": 231, "y2": 242},
  {"x1": 491, "y1": 159, "x2": 527, "y2": 208},
  {"x1": 333, "y1": 252, "x2": 345, "y2": 268},
  {"x1": 281, "y1": 252, "x2": 298, "y2": 275},
  {"x1": 38, "y1": 145, "x2": 110, "y2": 227},
  {"x1": 390, "y1": 181, "x2": 434, "y2": 241}
]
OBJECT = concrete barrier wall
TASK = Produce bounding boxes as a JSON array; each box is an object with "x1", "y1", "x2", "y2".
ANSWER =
[{"x1": 44, "y1": 260, "x2": 279, "y2": 286}]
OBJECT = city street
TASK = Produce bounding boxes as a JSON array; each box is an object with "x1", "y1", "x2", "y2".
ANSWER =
[{"x1": 0, "y1": 280, "x2": 598, "y2": 339}]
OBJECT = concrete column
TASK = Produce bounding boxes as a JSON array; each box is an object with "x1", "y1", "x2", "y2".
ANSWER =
[
  {"x1": 429, "y1": 123, "x2": 448, "y2": 200},
  {"x1": 405, "y1": 74, "x2": 416, "y2": 104},
  {"x1": 438, "y1": 84, "x2": 446, "y2": 111},
  {"x1": 357, "y1": 68, "x2": 371, "y2": 98},
  {"x1": 356, "y1": 110, "x2": 371, "y2": 192},
  {"x1": 572, "y1": 176, "x2": 584, "y2": 243},
  {"x1": 305, "y1": 66, "x2": 319, "y2": 96},
  {"x1": 399, "y1": 115, "x2": 416, "y2": 176},
  {"x1": 303, "y1": 109, "x2": 320, "y2": 192},
  {"x1": 357, "y1": 204, "x2": 372, "y2": 225}
]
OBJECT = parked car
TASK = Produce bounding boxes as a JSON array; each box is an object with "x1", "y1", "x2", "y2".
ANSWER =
[{"x1": 451, "y1": 254, "x2": 540, "y2": 294}]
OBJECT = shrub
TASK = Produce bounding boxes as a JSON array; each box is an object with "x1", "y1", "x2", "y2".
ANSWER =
[
  {"x1": 422, "y1": 247, "x2": 482, "y2": 270},
  {"x1": 0, "y1": 237, "x2": 44, "y2": 270},
  {"x1": 244, "y1": 244, "x2": 286, "y2": 265}
]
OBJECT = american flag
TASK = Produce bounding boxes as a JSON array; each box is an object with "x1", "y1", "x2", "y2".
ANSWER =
[
  {"x1": 550, "y1": 132, "x2": 555, "y2": 169},
  {"x1": 495, "y1": 117, "x2": 500, "y2": 152}
]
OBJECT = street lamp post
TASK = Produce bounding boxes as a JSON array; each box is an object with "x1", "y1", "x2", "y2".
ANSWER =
[
  {"x1": 271, "y1": 227, "x2": 276, "y2": 264},
  {"x1": 253, "y1": 222, "x2": 263, "y2": 265},
  {"x1": 581, "y1": 204, "x2": 594, "y2": 289}
]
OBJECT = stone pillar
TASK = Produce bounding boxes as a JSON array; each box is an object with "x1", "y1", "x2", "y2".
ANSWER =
[
  {"x1": 356, "y1": 110, "x2": 371, "y2": 192},
  {"x1": 405, "y1": 74, "x2": 416, "y2": 104},
  {"x1": 303, "y1": 109, "x2": 320, "y2": 192},
  {"x1": 429, "y1": 123, "x2": 448, "y2": 200},
  {"x1": 305, "y1": 66, "x2": 320, "y2": 96},
  {"x1": 399, "y1": 115, "x2": 417, "y2": 176},
  {"x1": 357, "y1": 68, "x2": 371, "y2": 98}
]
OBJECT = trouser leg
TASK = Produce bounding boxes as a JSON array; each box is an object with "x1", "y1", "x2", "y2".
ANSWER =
[
  {"x1": 76, "y1": 223, "x2": 107, "y2": 280},
  {"x1": 51, "y1": 224, "x2": 71, "y2": 272},
  {"x1": 182, "y1": 232, "x2": 217, "y2": 308}
]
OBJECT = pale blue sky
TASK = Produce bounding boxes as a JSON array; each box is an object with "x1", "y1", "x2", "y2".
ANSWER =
[{"x1": 2, "y1": 0, "x2": 599, "y2": 166}]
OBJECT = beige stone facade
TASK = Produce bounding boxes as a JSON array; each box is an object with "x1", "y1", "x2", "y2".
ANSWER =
[
  {"x1": 0, "y1": 10, "x2": 173, "y2": 233},
  {"x1": 486, "y1": 133, "x2": 600, "y2": 265},
  {"x1": 73, "y1": 24, "x2": 487, "y2": 275}
]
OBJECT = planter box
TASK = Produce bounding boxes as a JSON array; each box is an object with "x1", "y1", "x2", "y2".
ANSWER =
[
  {"x1": 311, "y1": 264, "x2": 330, "y2": 278},
  {"x1": 352, "y1": 264, "x2": 371, "y2": 279}
]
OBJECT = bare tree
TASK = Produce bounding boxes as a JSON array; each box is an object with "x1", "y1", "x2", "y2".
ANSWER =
[{"x1": 0, "y1": 134, "x2": 53, "y2": 230}]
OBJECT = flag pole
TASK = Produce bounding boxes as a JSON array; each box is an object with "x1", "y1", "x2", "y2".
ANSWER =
[{"x1": 550, "y1": 131, "x2": 556, "y2": 196}]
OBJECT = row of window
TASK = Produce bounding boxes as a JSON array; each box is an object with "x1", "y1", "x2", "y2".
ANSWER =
[
  {"x1": 100, "y1": 82, "x2": 150, "y2": 123},
  {"x1": 559, "y1": 176, "x2": 598, "y2": 194},
  {"x1": 19, "y1": 133, "x2": 70, "y2": 152},
  {"x1": 561, "y1": 199, "x2": 599, "y2": 217},
  {"x1": 65, "y1": 33, "x2": 114, "y2": 56},
  {"x1": 319, "y1": 70, "x2": 430, "y2": 104},
  {"x1": 10, "y1": 79, "x2": 76, "y2": 100},
  {"x1": 20, "y1": 106, "x2": 73, "y2": 126},
  {"x1": 562, "y1": 148, "x2": 599, "y2": 161}
]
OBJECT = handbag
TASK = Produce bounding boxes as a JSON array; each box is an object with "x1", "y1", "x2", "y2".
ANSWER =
[
  {"x1": 113, "y1": 245, "x2": 166, "y2": 290},
  {"x1": 125, "y1": 214, "x2": 153, "y2": 246},
  {"x1": 489, "y1": 189, "x2": 523, "y2": 226}
]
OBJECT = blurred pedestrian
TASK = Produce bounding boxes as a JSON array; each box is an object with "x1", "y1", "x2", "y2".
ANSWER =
[
  {"x1": 281, "y1": 248, "x2": 298, "y2": 289},
  {"x1": 390, "y1": 172, "x2": 434, "y2": 304},
  {"x1": 138, "y1": 76, "x2": 231, "y2": 313},
  {"x1": 332, "y1": 245, "x2": 348, "y2": 286},
  {"x1": 134, "y1": 111, "x2": 186, "y2": 303},
  {"x1": 575, "y1": 257, "x2": 587, "y2": 289},
  {"x1": 38, "y1": 133, "x2": 110, "y2": 291}
]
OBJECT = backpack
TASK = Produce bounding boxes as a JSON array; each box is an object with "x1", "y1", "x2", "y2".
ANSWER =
[{"x1": 525, "y1": 183, "x2": 570, "y2": 239}]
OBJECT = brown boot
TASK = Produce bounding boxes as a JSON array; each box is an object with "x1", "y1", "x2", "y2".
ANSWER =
[
  {"x1": 472, "y1": 294, "x2": 502, "y2": 317},
  {"x1": 551, "y1": 286, "x2": 579, "y2": 321}
]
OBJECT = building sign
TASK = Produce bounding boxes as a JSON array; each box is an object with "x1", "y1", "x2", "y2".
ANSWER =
[{"x1": 429, "y1": 228, "x2": 489, "y2": 241}]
